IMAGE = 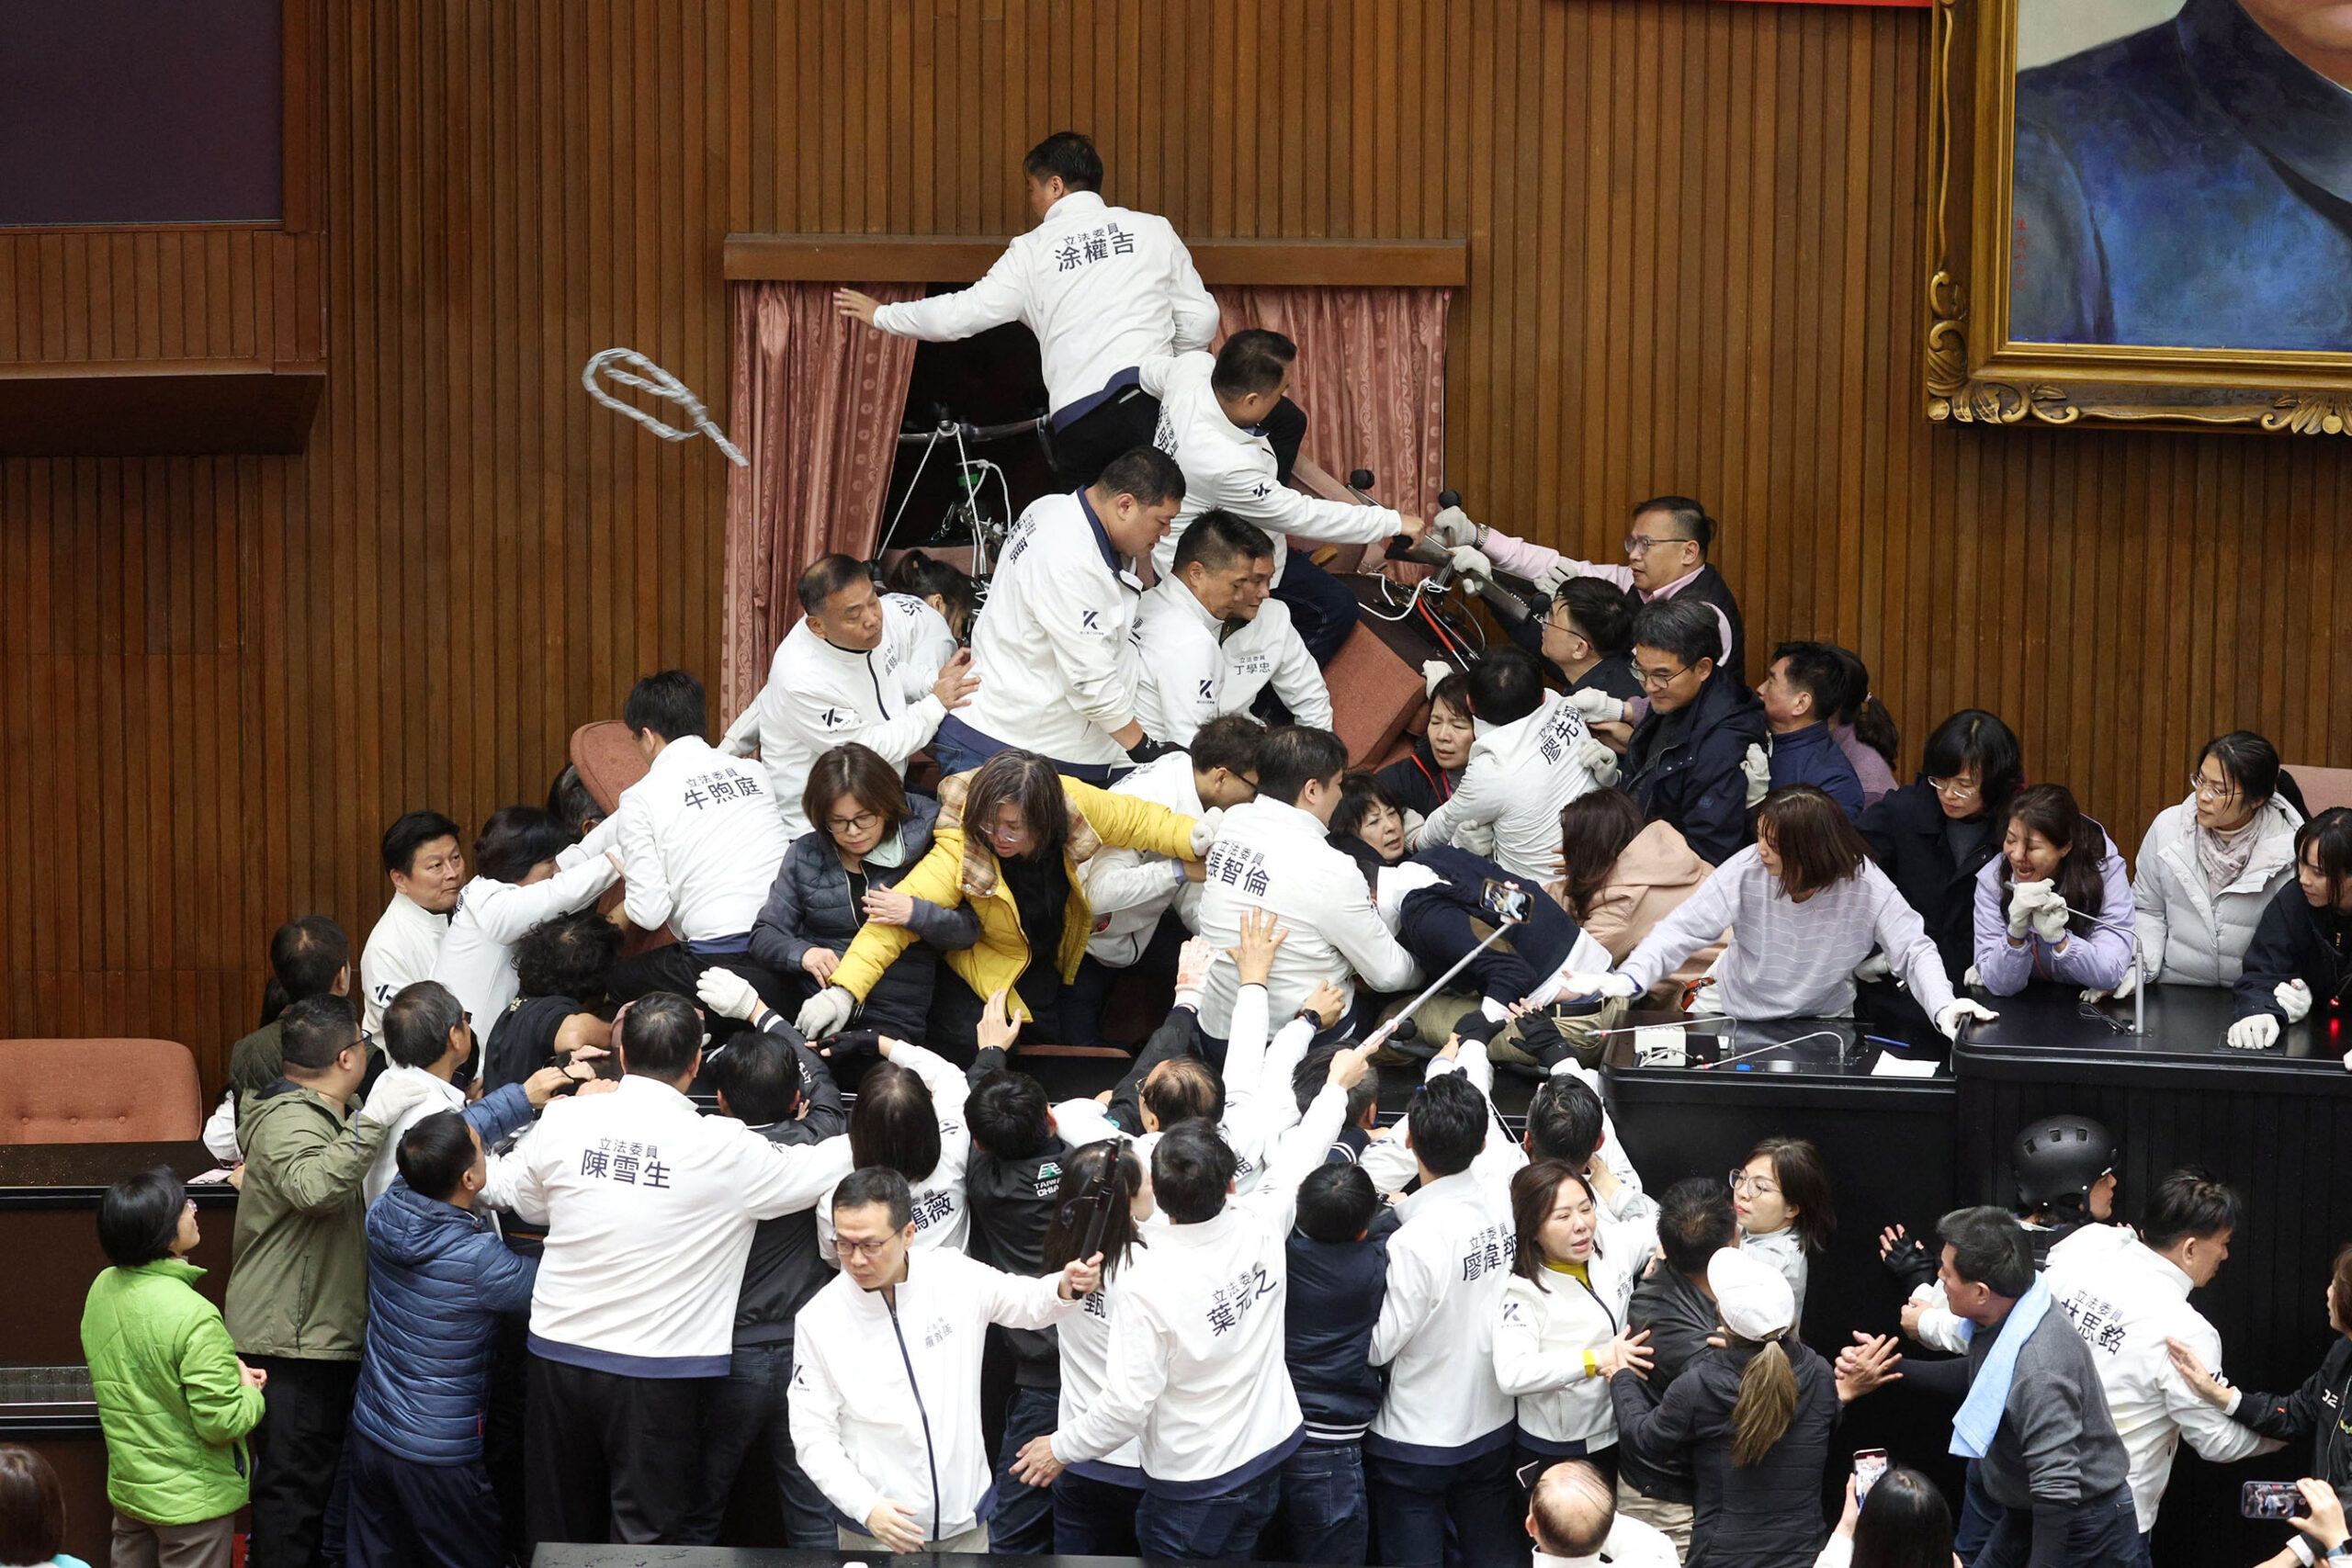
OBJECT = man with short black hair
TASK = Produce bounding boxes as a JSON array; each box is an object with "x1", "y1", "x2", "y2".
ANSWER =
[
  {"x1": 345, "y1": 1111, "x2": 540, "y2": 1568},
  {"x1": 364, "y1": 980, "x2": 579, "y2": 1202},
  {"x1": 1754, "y1": 640, "x2": 1866, "y2": 820},
  {"x1": 938, "y1": 446, "x2": 1190, "y2": 779},
  {"x1": 209, "y1": 916, "x2": 359, "y2": 1163},
  {"x1": 1408, "y1": 645, "x2": 1611, "y2": 882},
  {"x1": 2041, "y1": 1168, "x2": 2275, "y2": 1538},
  {"x1": 1534, "y1": 578, "x2": 1644, "y2": 704},
  {"x1": 363, "y1": 811, "x2": 465, "y2": 1040},
  {"x1": 681, "y1": 1029, "x2": 847, "y2": 1548},
  {"x1": 1526, "y1": 1458, "x2": 1678, "y2": 1568},
  {"x1": 227, "y1": 994, "x2": 441, "y2": 1568},
  {"x1": 838, "y1": 131, "x2": 1219, "y2": 488},
  {"x1": 791, "y1": 1168, "x2": 1102, "y2": 1553},
  {"x1": 503, "y1": 990, "x2": 853, "y2": 1545},
  {"x1": 1619, "y1": 596, "x2": 1769, "y2": 866},
  {"x1": 1927, "y1": 1204, "x2": 2142, "y2": 1568},
  {"x1": 1142, "y1": 330, "x2": 1428, "y2": 664},
  {"x1": 1013, "y1": 1049, "x2": 1371, "y2": 1561},
  {"x1": 1361, "y1": 1069, "x2": 1523, "y2": 1568},
  {"x1": 1615, "y1": 1175, "x2": 1738, "y2": 1551},
  {"x1": 1283, "y1": 1160, "x2": 1396, "y2": 1566},
  {"x1": 721, "y1": 555, "x2": 978, "y2": 839},
  {"x1": 1192, "y1": 726, "x2": 1422, "y2": 1040},
  {"x1": 1135, "y1": 510, "x2": 1331, "y2": 741},
  {"x1": 601, "y1": 671, "x2": 797, "y2": 1024}
]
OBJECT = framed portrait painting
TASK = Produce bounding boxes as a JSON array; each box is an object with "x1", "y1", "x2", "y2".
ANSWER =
[{"x1": 1926, "y1": 0, "x2": 2352, "y2": 433}]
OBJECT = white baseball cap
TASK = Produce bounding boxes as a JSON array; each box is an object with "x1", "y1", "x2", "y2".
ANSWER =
[{"x1": 1708, "y1": 1246, "x2": 1796, "y2": 1341}]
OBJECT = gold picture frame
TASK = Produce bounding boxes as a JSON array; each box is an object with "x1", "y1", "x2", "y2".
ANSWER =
[{"x1": 1923, "y1": 0, "x2": 2352, "y2": 435}]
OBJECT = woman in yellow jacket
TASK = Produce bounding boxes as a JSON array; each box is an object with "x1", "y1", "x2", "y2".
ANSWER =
[{"x1": 793, "y1": 750, "x2": 1209, "y2": 1058}]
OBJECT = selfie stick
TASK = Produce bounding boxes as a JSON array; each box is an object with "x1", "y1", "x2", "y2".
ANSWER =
[{"x1": 1363, "y1": 910, "x2": 1527, "y2": 1054}]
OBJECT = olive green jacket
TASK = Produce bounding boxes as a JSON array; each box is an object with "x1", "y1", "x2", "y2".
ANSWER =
[{"x1": 224, "y1": 1082, "x2": 391, "y2": 1359}]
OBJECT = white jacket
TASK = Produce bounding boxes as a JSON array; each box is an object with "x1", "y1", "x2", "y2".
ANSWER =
[
  {"x1": 360, "y1": 891, "x2": 449, "y2": 1042},
  {"x1": 1357, "y1": 1048, "x2": 1645, "y2": 1203},
  {"x1": 1369, "y1": 1162, "x2": 1521, "y2": 1461},
  {"x1": 1056, "y1": 1269, "x2": 1146, "y2": 1481},
  {"x1": 1540, "y1": 1523, "x2": 1679, "y2": 1568},
  {"x1": 720, "y1": 617, "x2": 944, "y2": 840},
  {"x1": 1141, "y1": 351, "x2": 1404, "y2": 586},
  {"x1": 1131, "y1": 579, "x2": 1331, "y2": 745},
  {"x1": 791, "y1": 1248, "x2": 1078, "y2": 1541},
  {"x1": 1493, "y1": 1185, "x2": 1662, "y2": 1452},
  {"x1": 1192, "y1": 796, "x2": 1422, "y2": 1037},
  {"x1": 613, "y1": 736, "x2": 792, "y2": 943},
  {"x1": 1080, "y1": 751, "x2": 1204, "y2": 965},
  {"x1": 505, "y1": 1074, "x2": 852, "y2": 1371},
  {"x1": 816, "y1": 1042, "x2": 973, "y2": 1258},
  {"x1": 1409, "y1": 692, "x2": 1604, "y2": 883},
  {"x1": 430, "y1": 859, "x2": 620, "y2": 1032},
  {"x1": 871, "y1": 191, "x2": 1217, "y2": 416},
  {"x1": 1047, "y1": 1079, "x2": 1351, "y2": 1493},
  {"x1": 884, "y1": 592, "x2": 959, "y2": 695},
  {"x1": 959, "y1": 490, "x2": 1148, "y2": 768},
  {"x1": 2043, "y1": 1224, "x2": 2280, "y2": 1530},
  {"x1": 361, "y1": 1066, "x2": 471, "y2": 1204},
  {"x1": 1741, "y1": 1224, "x2": 1812, "y2": 1329},
  {"x1": 2132, "y1": 793, "x2": 2302, "y2": 987}
]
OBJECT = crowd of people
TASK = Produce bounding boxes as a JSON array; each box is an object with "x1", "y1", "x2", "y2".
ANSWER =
[{"x1": 21, "y1": 129, "x2": 2352, "y2": 1568}]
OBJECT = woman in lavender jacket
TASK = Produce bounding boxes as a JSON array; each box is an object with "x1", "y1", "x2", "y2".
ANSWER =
[{"x1": 1972, "y1": 784, "x2": 2134, "y2": 995}]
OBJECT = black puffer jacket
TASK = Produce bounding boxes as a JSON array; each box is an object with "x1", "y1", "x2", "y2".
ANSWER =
[
  {"x1": 746, "y1": 795, "x2": 979, "y2": 1038},
  {"x1": 1611, "y1": 1337, "x2": 1839, "y2": 1568},
  {"x1": 1858, "y1": 778, "x2": 2005, "y2": 983},
  {"x1": 1622, "y1": 673, "x2": 1768, "y2": 869}
]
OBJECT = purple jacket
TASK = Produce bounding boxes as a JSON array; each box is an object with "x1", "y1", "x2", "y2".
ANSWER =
[{"x1": 1971, "y1": 822, "x2": 2134, "y2": 994}]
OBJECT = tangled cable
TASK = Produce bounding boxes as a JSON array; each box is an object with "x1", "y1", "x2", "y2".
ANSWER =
[{"x1": 580, "y1": 348, "x2": 747, "y2": 467}]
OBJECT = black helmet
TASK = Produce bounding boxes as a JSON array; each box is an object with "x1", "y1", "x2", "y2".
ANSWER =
[{"x1": 2012, "y1": 1115, "x2": 2116, "y2": 1209}]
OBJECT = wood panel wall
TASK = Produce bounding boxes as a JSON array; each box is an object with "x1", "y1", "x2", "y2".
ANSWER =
[{"x1": 6, "y1": 0, "x2": 2349, "y2": 1092}]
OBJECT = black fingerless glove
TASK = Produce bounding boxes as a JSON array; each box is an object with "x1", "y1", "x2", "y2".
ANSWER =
[{"x1": 1881, "y1": 1229, "x2": 1939, "y2": 1292}]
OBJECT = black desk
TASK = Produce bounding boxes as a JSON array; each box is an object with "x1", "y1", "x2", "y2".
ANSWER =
[
  {"x1": 1597, "y1": 1013, "x2": 1963, "y2": 1515},
  {"x1": 1955, "y1": 983, "x2": 2352, "y2": 1566}
]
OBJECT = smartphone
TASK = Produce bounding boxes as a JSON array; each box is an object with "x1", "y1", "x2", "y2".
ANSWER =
[
  {"x1": 1852, "y1": 1449, "x2": 1888, "y2": 1503},
  {"x1": 2243, "y1": 1481, "x2": 2311, "y2": 1520},
  {"x1": 1481, "y1": 879, "x2": 1532, "y2": 924}
]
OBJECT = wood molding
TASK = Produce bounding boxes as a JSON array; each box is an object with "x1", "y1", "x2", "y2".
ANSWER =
[
  {"x1": 722, "y1": 233, "x2": 1466, "y2": 288},
  {"x1": 0, "y1": 359, "x2": 323, "y2": 455}
]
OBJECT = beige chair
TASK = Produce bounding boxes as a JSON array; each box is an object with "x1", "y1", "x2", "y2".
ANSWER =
[
  {"x1": 0, "y1": 1038, "x2": 203, "y2": 1144},
  {"x1": 2288, "y1": 764, "x2": 2352, "y2": 817}
]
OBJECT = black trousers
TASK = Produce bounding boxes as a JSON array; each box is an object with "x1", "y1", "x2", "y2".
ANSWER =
[
  {"x1": 244, "y1": 1355, "x2": 360, "y2": 1568},
  {"x1": 606, "y1": 944, "x2": 795, "y2": 1045},
  {"x1": 525, "y1": 1354, "x2": 710, "y2": 1546},
  {"x1": 1048, "y1": 386, "x2": 1163, "y2": 487},
  {"x1": 345, "y1": 1433, "x2": 504, "y2": 1568}
]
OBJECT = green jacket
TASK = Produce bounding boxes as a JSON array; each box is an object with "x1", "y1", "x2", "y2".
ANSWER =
[
  {"x1": 225, "y1": 1082, "x2": 390, "y2": 1359},
  {"x1": 81, "y1": 1258, "x2": 266, "y2": 1526},
  {"x1": 226, "y1": 1020, "x2": 284, "y2": 1100}
]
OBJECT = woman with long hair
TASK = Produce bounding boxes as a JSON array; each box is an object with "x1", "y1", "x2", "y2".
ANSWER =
[
  {"x1": 1823, "y1": 645, "x2": 1899, "y2": 811},
  {"x1": 1732, "y1": 1136, "x2": 1837, "y2": 1328},
  {"x1": 2128, "y1": 730, "x2": 2302, "y2": 993},
  {"x1": 798, "y1": 749, "x2": 1204, "y2": 1055},
  {"x1": 1611, "y1": 1247, "x2": 1896, "y2": 1568},
  {"x1": 815, "y1": 1033, "x2": 974, "y2": 1255},
  {"x1": 1971, "y1": 783, "x2": 2134, "y2": 997},
  {"x1": 1816, "y1": 1463, "x2": 1960, "y2": 1568},
  {"x1": 1493, "y1": 1160, "x2": 1658, "y2": 1483},
  {"x1": 1037, "y1": 1140, "x2": 1152, "y2": 1556},
  {"x1": 748, "y1": 742, "x2": 978, "y2": 1043},
  {"x1": 1550, "y1": 786, "x2": 1720, "y2": 1002},
  {"x1": 2226, "y1": 807, "x2": 2352, "y2": 1050},
  {"x1": 1859, "y1": 708, "x2": 2025, "y2": 982},
  {"x1": 1556, "y1": 787, "x2": 1991, "y2": 1039}
]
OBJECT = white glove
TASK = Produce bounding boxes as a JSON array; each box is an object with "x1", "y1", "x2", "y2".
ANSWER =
[
  {"x1": 1421, "y1": 659, "x2": 1453, "y2": 699},
  {"x1": 1558, "y1": 971, "x2": 1638, "y2": 1001},
  {"x1": 355, "y1": 1071, "x2": 436, "y2": 1128},
  {"x1": 1573, "y1": 735, "x2": 1620, "y2": 787},
  {"x1": 2030, "y1": 898, "x2": 2072, "y2": 944},
  {"x1": 2226, "y1": 1012, "x2": 2280, "y2": 1051},
  {"x1": 1188, "y1": 808, "x2": 1224, "y2": 857},
  {"x1": 1741, "y1": 743, "x2": 1772, "y2": 809},
  {"x1": 2005, "y1": 879, "x2": 2055, "y2": 939},
  {"x1": 1934, "y1": 998, "x2": 2000, "y2": 1041},
  {"x1": 795, "y1": 986, "x2": 855, "y2": 1040},
  {"x1": 1173, "y1": 938, "x2": 1217, "y2": 1010},
  {"x1": 1962, "y1": 964, "x2": 1982, "y2": 988},
  {"x1": 1532, "y1": 560, "x2": 1575, "y2": 597},
  {"x1": 1852, "y1": 951, "x2": 1893, "y2": 984},
  {"x1": 1430, "y1": 504, "x2": 1481, "y2": 549},
  {"x1": 695, "y1": 967, "x2": 763, "y2": 1022},
  {"x1": 2277, "y1": 978, "x2": 2314, "y2": 1023},
  {"x1": 1447, "y1": 545, "x2": 1496, "y2": 583},
  {"x1": 1565, "y1": 688, "x2": 1626, "y2": 725},
  {"x1": 2080, "y1": 964, "x2": 2139, "y2": 1005}
]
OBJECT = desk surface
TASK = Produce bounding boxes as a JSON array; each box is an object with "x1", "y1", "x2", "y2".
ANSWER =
[
  {"x1": 1599, "y1": 1010, "x2": 1950, "y2": 1101},
  {"x1": 1955, "y1": 981, "x2": 2352, "y2": 1087},
  {"x1": 0, "y1": 1140, "x2": 232, "y2": 1208}
]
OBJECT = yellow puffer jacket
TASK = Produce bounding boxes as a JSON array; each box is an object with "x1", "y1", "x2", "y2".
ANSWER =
[{"x1": 831, "y1": 771, "x2": 1200, "y2": 1021}]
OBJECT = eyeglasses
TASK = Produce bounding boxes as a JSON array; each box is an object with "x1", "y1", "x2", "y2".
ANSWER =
[
  {"x1": 1728, "y1": 1169, "x2": 1781, "y2": 1198},
  {"x1": 1623, "y1": 534, "x2": 1693, "y2": 557},
  {"x1": 2188, "y1": 773, "x2": 2237, "y2": 802},
  {"x1": 1636, "y1": 663, "x2": 1692, "y2": 691},
  {"x1": 1926, "y1": 776, "x2": 1983, "y2": 799},
  {"x1": 825, "y1": 809, "x2": 882, "y2": 837},
  {"x1": 836, "y1": 1236, "x2": 899, "y2": 1259}
]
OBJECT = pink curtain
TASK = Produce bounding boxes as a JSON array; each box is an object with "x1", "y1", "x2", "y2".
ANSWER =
[
  {"x1": 1215, "y1": 286, "x2": 1453, "y2": 523},
  {"x1": 721, "y1": 281, "x2": 922, "y2": 717}
]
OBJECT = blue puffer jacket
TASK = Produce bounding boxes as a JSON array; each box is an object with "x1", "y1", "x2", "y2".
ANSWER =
[{"x1": 349, "y1": 1181, "x2": 537, "y2": 1465}]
